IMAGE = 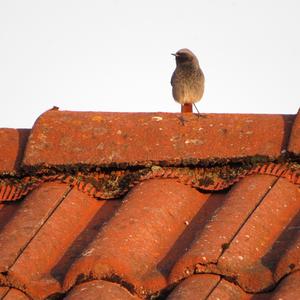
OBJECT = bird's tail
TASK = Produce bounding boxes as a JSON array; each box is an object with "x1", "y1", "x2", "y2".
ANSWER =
[{"x1": 181, "y1": 103, "x2": 193, "y2": 113}]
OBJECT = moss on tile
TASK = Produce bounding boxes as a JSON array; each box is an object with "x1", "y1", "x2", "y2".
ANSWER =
[{"x1": 0, "y1": 161, "x2": 299, "y2": 201}]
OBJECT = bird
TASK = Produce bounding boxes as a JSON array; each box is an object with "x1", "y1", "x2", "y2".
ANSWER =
[{"x1": 171, "y1": 48, "x2": 205, "y2": 116}]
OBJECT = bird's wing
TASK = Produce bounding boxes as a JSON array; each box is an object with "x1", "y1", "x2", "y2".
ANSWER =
[{"x1": 170, "y1": 71, "x2": 176, "y2": 87}]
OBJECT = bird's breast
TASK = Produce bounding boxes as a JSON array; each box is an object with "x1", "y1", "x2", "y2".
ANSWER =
[{"x1": 171, "y1": 67, "x2": 204, "y2": 104}]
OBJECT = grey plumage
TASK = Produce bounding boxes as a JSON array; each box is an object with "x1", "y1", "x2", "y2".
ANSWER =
[{"x1": 171, "y1": 48, "x2": 205, "y2": 105}]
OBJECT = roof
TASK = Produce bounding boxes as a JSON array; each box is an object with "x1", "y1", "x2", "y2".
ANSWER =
[{"x1": 0, "y1": 108, "x2": 299, "y2": 299}]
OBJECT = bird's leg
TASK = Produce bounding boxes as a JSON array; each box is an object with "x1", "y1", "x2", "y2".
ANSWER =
[
  {"x1": 178, "y1": 104, "x2": 192, "y2": 125},
  {"x1": 193, "y1": 103, "x2": 206, "y2": 118}
]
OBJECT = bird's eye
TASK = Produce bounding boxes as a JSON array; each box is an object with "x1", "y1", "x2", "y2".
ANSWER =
[{"x1": 179, "y1": 54, "x2": 189, "y2": 62}]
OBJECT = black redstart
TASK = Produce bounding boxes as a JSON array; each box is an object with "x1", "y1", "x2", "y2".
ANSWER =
[{"x1": 171, "y1": 48, "x2": 205, "y2": 115}]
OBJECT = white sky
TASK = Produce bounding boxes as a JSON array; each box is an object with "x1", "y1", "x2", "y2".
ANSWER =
[{"x1": 0, "y1": 0, "x2": 299, "y2": 128}]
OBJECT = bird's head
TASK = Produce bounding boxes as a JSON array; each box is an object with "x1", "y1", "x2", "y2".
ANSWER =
[{"x1": 172, "y1": 48, "x2": 199, "y2": 67}]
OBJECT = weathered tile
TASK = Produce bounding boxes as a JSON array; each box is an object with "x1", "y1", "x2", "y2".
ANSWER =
[
  {"x1": 0, "y1": 129, "x2": 30, "y2": 173},
  {"x1": 64, "y1": 179, "x2": 214, "y2": 297},
  {"x1": 7, "y1": 186, "x2": 120, "y2": 299},
  {"x1": 23, "y1": 111, "x2": 293, "y2": 168},
  {"x1": 65, "y1": 280, "x2": 141, "y2": 300},
  {"x1": 2, "y1": 288, "x2": 30, "y2": 300},
  {"x1": 170, "y1": 175, "x2": 277, "y2": 282},
  {"x1": 0, "y1": 182, "x2": 71, "y2": 272},
  {"x1": 217, "y1": 178, "x2": 300, "y2": 292},
  {"x1": 207, "y1": 279, "x2": 251, "y2": 300},
  {"x1": 288, "y1": 108, "x2": 300, "y2": 155},
  {"x1": 167, "y1": 274, "x2": 220, "y2": 299}
]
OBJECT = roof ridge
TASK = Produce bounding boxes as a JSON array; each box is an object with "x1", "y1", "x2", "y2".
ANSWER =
[{"x1": 1, "y1": 110, "x2": 299, "y2": 174}]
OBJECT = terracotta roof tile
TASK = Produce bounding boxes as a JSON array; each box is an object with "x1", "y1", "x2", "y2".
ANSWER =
[
  {"x1": 288, "y1": 108, "x2": 300, "y2": 155},
  {"x1": 1, "y1": 176, "x2": 297, "y2": 298},
  {"x1": 63, "y1": 179, "x2": 214, "y2": 297},
  {"x1": 1, "y1": 288, "x2": 30, "y2": 300},
  {"x1": 170, "y1": 175, "x2": 300, "y2": 292},
  {"x1": 168, "y1": 272, "x2": 300, "y2": 300},
  {"x1": 0, "y1": 182, "x2": 70, "y2": 276},
  {"x1": 0, "y1": 129, "x2": 30, "y2": 174},
  {"x1": 0, "y1": 286, "x2": 10, "y2": 298},
  {"x1": 217, "y1": 177, "x2": 299, "y2": 292},
  {"x1": 2, "y1": 184, "x2": 119, "y2": 299},
  {"x1": 22, "y1": 110, "x2": 294, "y2": 168},
  {"x1": 0, "y1": 178, "x2": 298, "y2": 298},
  {"x1": 65, "y1": 280, "x2": 142, "y2": 300},
  {"x1": 0, "y1": 110, "x2": 299, "y2": 299},
  {"x1": 170, "y1": 174, "x2": 277, "y2": 278},
  {"x1": 258, "y1": 270, "x2": 300, "y2": 300},
  {"x1": 167, "y1": 274, "x2": 221, "y2": 299},
  {"x1": 205, "y1": 278, "x2": 252, "y2": 300}
]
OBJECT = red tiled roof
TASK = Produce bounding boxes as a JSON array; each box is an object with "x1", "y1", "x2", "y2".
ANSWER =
[
  {"x1": 0, "y1": 129, "x2": 30, "y2": 174},
  {"x1": 64, "y1": 280, "x2": 141, "y2": 300},
  {"x1": 0, "y1": 287, "x2": 30, "y2": 300},
  {"x1": 288, "y1": 108, "x2": 300, "y2": 155},
  {"x1": 0, "y1": 109, "x2": 299, "y2": 299}
]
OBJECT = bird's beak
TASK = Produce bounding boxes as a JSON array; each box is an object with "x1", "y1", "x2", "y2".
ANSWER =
[{"x1": 171, "y1": 53, "x2": 178, "y2": 57}]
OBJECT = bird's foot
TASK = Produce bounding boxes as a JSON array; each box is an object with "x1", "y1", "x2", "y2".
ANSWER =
[
  {"x1": 196, "y1": 113, "x2": 207, "y2": 118},
  {"x1": 177, "y1": 115, "x2": 187, "y2": 126},
  {"x1": 193, "y1": 103, "x2": 207, "y2": 118}
]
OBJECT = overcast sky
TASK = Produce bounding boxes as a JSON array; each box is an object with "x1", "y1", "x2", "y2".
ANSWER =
[{"x1": 0, "y1": 0, "x2": 299, "y2": 128}]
